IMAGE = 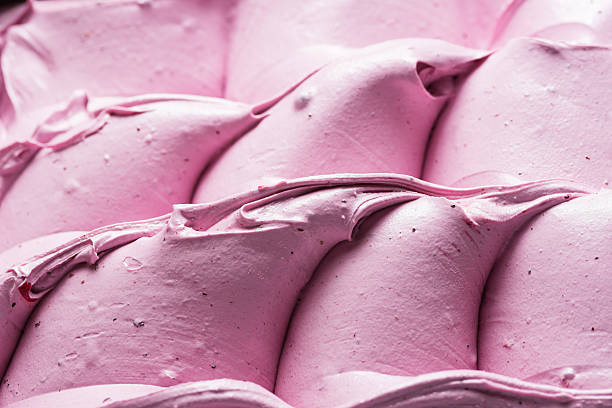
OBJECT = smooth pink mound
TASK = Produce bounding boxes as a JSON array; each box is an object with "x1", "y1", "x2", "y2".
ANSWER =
[
  {"x1": 423, "y1": 38, "x2": 612, "y2": 190},
  {"x1": 226, "y1": 0, "x2": 512, "y2": 102},
  {"x1": 194, "y1": 39, "x2": 485, "y2": 203},
  {"x1": 0, "y1": 94, "x2": 258, "y2": 252},
  {"x1": 479, "y1": 190, "x2": 612, "y2": 389}
]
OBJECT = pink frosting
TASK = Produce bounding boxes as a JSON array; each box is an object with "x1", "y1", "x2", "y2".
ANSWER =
[
  {"x1": 0, "y1": 93, "x2": 259, "y2": 252},
  {"x1": 9, "y1": 373, "x2": 612, "y2": 408},
  {"x1": 479, "y1": 190, "x2": 612, "y2": 389},
  {"x1": 195, "y1": 39, "x2": 486, "y2": 202},
  {"x1": 6, "y1": 384, "x2": 162, "y2": 408},
  {"x1": 226, "y1": 0, "x2": 512, "y2": 102},
  {"x1": 0, "y1": 174, "x2": 425, "y2": 402},
  {"x1": 0, "y1": 0, "x2": 232, "y2": 145},
  {"x1": 423, "y1": 38, "x2": 612, "y2": 189},
  {"x1": 1, "y1": 1, "x2": 612, "y2": 407}
]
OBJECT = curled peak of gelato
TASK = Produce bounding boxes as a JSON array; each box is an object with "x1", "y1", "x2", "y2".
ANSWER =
[
  {"x1": 0, "y1": 91, "x2": 235, "y2": 173},
  {"x1": 225, "y1": 0, "x2": 512, "y2": 101},
  {"x1": 194, "y1": 39, "x2": 487, "y2": 203},
  {"x1": 0, "y1": 91, "x2": 260, "y2": 251},
  {"x1": 8, "y1": 213, "x2": 170, "y2": 301},
  {"x1": 4, "y1": 173, "x2": 591, "y2": 302},
  {"x1": 3, "y1": 90, "x2": 257, "y2": 148},
  {"x1": 318, "y1": 370, "x2": 612, "y2": 408}
]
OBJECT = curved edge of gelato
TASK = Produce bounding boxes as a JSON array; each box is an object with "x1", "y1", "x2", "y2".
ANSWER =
[
  {"x1": 0, "y1": 92, "x2": 262, "y2": 251},
  {"x1": 7, "y1": 371, "x2": 612, "y2": 408},
  {"x1": 5, "y1": 379, "x2": 291, "y2": 408},
  {"x1": 0, "y1": 91, "x2": 256, "y2": 187},
  {"x1": 194, "y1": 38, "x2": 489, "y2": 203},
  {"x1": 314, "y1": 370, "x2": 612, "y2": 408},
  {"x1": 489, "y1": 0, "x2": 612, "y2": 48}
]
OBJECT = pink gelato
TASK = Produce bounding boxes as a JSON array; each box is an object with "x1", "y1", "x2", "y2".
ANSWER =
[
  {"x1": 275, "y1": 180, "x2": 594, "y2": 407},
  {"x1": 226, "y1": 0, "x2": 512, "y2": 102},
  {"x1": 491, "y1": 0, "x2": 612, "y2": 47},
  {"x1": 195, "y1": 39, "x2": 486, "y2": 202},
  {"x1": 1, "y1": 1, "x2": 611, "y2": 407},
  {"x1": 0, "y1": 174, "x2": 596, "y2": 407},
  {"x1": 0, "y1": 0, "x2": 232, "y2": 145},
  {"x1": 423, "y1": 38, "x2": 612, "y2": 189},
  {"x1": 0, "y1": 93, "x2": 259, "y2": 252},
  {"x1": 479, "y1": 190, "x2": 612, "y2": 389}
]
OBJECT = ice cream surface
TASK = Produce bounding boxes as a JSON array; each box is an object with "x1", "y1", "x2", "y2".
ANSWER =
[{"x1": 1, "y1": 1, "x2": 611, "y2": 407}]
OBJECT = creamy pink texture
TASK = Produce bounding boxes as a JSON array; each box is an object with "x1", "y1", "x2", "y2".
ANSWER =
[
  {"x1": 0, "y1": 231, "x2": 83, "y2": 374},
  {"x1": 491, "y1": 0, "x2": 612, "y2": 47},
  {"x1": 226, "y1": 0, "x2": 512, "y2": 102},
  {"x1": 423, "y1": 38, "x2": 612, "y2": 189},
  {"x1": 8, "y1": 373, "x2": 612, "y2": 408},
  {"x1": 0, "y1": 93, "x2": 259, "y2": 252},
  {"x1": 5, "y1": 381, "x2": 291, "y2": 408},
  {"x1": 195, "y1": 39, "x2": 486, "y2": 202},
  {"x1": 1, "y1": 174, "x2": 429, "y2": 402},
  {"x1": 275, "y1": 180, "x2": 593, "y2": 408},
  {"x1": 0, "y1": 174, "x2": 594, "y2": 406},
  {"x1": 479, "y1": 190, "x2": 612, "y2": 389},
  {"x1": 1, "y1": 1, "x2": 612, "y2": 407},
  {"x1": 1, "y1": 0, "x2": 232, "y2": 145}
]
